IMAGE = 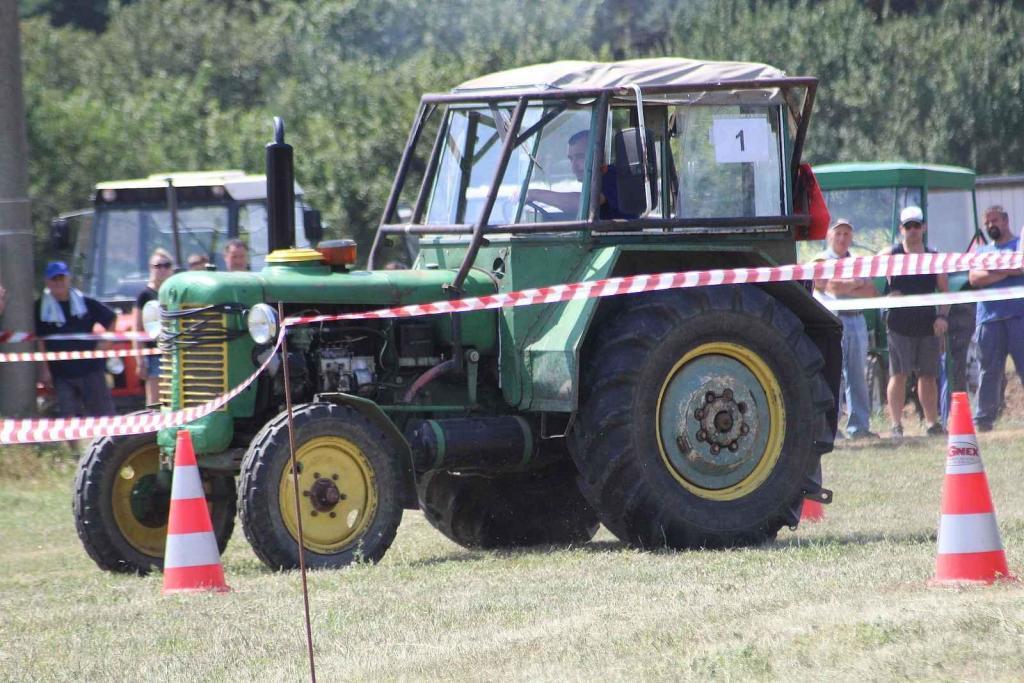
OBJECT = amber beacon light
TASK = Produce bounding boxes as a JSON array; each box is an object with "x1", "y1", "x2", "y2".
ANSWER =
[{"x1": 317, "y1": 239, "x2": 358, "y2": 267}]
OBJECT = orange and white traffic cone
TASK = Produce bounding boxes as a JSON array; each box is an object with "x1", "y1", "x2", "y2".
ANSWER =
[
  {"x1": 163, "y1": 430, "x2": 230, "y2": 594},
  {"x1": 930, "y1": 392, "x2": 1015, "y2": 586}
]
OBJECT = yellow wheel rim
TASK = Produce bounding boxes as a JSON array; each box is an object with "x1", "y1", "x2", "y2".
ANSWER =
[
  {"x1": 655, "y1": 341, "x2": 785, "y2": 501},
  {"x1": 278, "y1": 436, "x2": 378, "y2": 554},
  {"x1": 111, "y1": 442, "x2": 167, "y2": 557}
]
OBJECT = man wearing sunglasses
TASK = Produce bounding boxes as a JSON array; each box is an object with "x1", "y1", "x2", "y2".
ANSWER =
[
  {"x1": 880, "y1": 206, "x2": 950, "y2": 438},
  {"x1": 35, "y1": 260, "x2": 117, "y2": 418}
]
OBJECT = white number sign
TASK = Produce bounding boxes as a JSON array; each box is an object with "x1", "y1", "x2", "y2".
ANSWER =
[{"x1": 711, "y1": 118, "x2": 771, "y2": 163}]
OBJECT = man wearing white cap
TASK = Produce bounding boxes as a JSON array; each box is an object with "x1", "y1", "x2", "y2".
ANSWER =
[
  {"x1": 880, "y1": 206, "x2": 950, "y2": 438},
  {"x1": 814, "y1": 219, "x2": 878, "y2": 438}
]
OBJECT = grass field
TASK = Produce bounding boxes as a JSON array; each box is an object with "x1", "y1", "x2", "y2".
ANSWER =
[{"x1": 1, "y1": 431, "x2": 1023, "y2": 682}]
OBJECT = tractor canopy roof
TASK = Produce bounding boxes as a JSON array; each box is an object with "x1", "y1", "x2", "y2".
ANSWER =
[
  {"x1": 94, "y1": 171, "x2": 304, "y2": 205},
  {"x1": 813, "y1": 162, "x2": 976, "y2": 191},
  {"x1": 453, "y1": 58, "x2": 786, "y2": 94}
]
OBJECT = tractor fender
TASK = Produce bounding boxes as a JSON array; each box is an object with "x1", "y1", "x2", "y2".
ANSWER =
[
  {"x1": 519, "y1": 244, "x2": 842, "y2": 419},
  {"x1": 314, "y1": 392, "x2": 418, "y2": 509}
]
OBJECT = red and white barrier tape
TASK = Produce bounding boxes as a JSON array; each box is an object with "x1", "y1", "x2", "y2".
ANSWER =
[
  {"x1": 5, "y1": 251, "x2": 1024, "y2": 444},
  {"x1": 284, "y1": 252, "x2": 1024, "y2": 327},
  {"x1": 0, "y1": 347, "x2": 161, "y2": 364},
  {"x1": 819, "y1": 285, "x2": 1024, "y2": 312},
  {"x1": 0, "y1": 333, "x2": 282, "y2": 445},
  {"x1": 0, "y1": 330, "x2": 152, "y2": 344}
]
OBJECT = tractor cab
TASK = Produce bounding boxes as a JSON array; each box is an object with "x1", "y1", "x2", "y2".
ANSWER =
[
  {"x1": 46, "y1": 170, "x2": 321, "y2": 412},
  {"x1": 55, "y1": 170, "x2": 320, "y2": 307},
  {"x1": 374, "y1": 58, "x2": 823, "y2": 269}
]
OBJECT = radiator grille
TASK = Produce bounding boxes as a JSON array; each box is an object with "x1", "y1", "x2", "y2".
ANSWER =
[{"x1": 159, "y1": 308, "x2": 229, "y2": 411}]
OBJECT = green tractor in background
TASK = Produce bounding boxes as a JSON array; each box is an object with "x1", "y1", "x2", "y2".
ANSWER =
[
  {"x1": 809, "y1": 162, "x2": 984, "y2": 417},
  {"x1": 73, "y1": 58, "x2": 842, "y2": 573}
]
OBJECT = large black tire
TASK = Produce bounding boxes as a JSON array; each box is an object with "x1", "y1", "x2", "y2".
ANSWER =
[
  {"x1": 417, "y1": 459, "x2": 599, "y2": 550},
  {"x1": 571, "y1": 285, "x2": 834, "y2": 549},
  {"x1": 73, "y1": 431, "x2": 236, "y2": 574},
  {"x1": 238, "y1": 403, "x2": 404, "y2": 570}
]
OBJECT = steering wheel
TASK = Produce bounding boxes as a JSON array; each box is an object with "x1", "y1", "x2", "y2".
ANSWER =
[
  {"x1": 523, "y1": 199, "x2": 556, "y2": 220},
  {"x1": 495, "y1": 196, "x2": 557, "y2": 223}
]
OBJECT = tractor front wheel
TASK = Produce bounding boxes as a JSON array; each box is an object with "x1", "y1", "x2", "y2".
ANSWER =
[
  {"x1": 73, "y1": 431, "x2": 236, "y2": 574},
  {"x1": 238, "y1": 403, "x2": 404, "y2": 570}
]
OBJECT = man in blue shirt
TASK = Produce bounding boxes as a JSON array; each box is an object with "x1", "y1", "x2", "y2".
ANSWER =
[
  {"x1": 524, "y1": 130, "x2": 633, "y2": 219},
  {"x1": 968, "y1": 205, "x2": 1024, "y2": 431},
  {"x1": 35, "y1": 261, "x2": 117, "y2": 418}
]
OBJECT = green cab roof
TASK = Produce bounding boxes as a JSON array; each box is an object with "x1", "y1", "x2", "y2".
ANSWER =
[{"x1": 812, "y1": 162, "x2": 976, "y2": 191}]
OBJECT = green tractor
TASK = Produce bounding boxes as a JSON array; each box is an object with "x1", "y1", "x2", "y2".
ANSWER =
[{"x1": 73, "y1": 59, "x2": 842, "y2": 573}]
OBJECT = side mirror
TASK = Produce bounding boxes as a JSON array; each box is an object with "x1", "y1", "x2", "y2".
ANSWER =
[
  {"x1": 303, "y1": 208, "x2": 324, "y2": 243},
  {"x1": 613, "y1": 127, "x2": 658, "y2": 216},
  {"x1": 50, "y1": 218, "x2": 71, "y2": 251}
]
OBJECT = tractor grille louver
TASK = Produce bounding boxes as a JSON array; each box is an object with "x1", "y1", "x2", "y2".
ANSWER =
[{"x1": 159, "y1": 308, "x2": 229, "y2": 411}]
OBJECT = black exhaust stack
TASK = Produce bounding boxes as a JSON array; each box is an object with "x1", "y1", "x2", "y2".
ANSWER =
[{"x1": 266, "y1": 116, "x2": 296, "y2": 252}]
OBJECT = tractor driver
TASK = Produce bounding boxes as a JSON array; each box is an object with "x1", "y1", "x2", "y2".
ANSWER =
[{"x1": 524, "y1": 130, "x2": 634, "y2": 220}]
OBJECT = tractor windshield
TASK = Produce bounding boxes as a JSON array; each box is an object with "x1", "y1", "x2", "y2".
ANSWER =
[
  {"x1": 81, "y1": 198, "x2": 309, "y2": 301},
  {"x1": 927, "y1": 188, "x2": 977, "y2": 253},
  {"x1": 426, "y1": 102, "x2": 594, "y2": 226},
  {"x1": 671, "y1": 105, "x2": 784, "y2": 219},
  {"x1": 423, "y1": 100, "x2": 787, "y2": 227},
  {"x1": 88, "y1": 203, "x2": 231, "y2": 300},
  {"x1": 816, "y1": 187, "x2": 923, "y2": 256}
]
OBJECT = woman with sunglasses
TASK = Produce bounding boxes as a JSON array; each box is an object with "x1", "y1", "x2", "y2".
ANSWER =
[{"x1": 134, "y1": 248, "x2": 174, "y2": 406}]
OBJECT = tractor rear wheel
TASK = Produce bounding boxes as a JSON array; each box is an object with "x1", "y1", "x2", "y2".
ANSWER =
[
  {"x1": 73, "y1": 431, "x2": 236, "y2": 574},
  {"x1": 571, "y1": 285, "x2": 834, "y2": 549},
  {"x1": 238, "y1": 403, "x2": 404, "y2": 570},
  {"x1": 417, "y1": 460, "x2": 599, "y2": 549}
]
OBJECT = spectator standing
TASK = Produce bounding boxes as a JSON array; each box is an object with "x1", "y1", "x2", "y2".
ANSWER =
[
  {"x1": 35, "y1": 261, "x2": 116, "y2": 417},
  {"x1": 187, "y1": 253, "x2": 210, "y2": 271},
  {"x1": 223, "y1": 239, "x2": 249, "y2": 272},
  {"x1": 880, "y1": 206, "x2": 949, "y2": 438},
  {"x1": 967, "y1": 205, "x2": 1024, "y2": 432},
  {"x1": 814, "y1": 219, "x2": 879, "y2": 439},
  {"x1": 134, "y1": 248, "x2": 174, "y2": 406}
]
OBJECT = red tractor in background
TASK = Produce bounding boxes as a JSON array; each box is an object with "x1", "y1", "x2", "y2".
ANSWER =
[{"x1": 45, "y1": 170, "x2": 320, "y2": 413}]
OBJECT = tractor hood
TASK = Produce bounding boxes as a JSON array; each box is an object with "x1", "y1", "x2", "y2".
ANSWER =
[{"x1": 159, "y1": 263, "x2": 498, "y2": 310}]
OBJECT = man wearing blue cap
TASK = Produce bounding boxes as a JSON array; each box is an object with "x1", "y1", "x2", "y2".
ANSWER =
[{"x1": 35, "y1": 261, "x2": 117, "y2": 417}]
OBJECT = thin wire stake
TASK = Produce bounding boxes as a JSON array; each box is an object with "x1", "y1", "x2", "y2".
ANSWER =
[{"x1": 279, "y1": 305, "x2": 317, "y2": 683}]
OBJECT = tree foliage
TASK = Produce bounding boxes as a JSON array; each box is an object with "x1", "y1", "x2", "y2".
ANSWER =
[{"x1": 19, "y1": 0, "x2": 1024, "y2": 254}]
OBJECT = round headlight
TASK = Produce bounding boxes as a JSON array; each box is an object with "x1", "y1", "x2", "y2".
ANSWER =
[
  {"x1": 142, "y1": 299, "x2": 162, "y2": 339},
  {"x1": 247, "y1": 303, "x2": 278, "y2": 344}
]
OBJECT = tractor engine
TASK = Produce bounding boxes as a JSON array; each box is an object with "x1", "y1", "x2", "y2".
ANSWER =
[{"x1": 261, "y1": 319, "x2": 442, "y2": 410}]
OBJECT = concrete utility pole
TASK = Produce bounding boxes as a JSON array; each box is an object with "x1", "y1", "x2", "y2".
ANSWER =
[{"x1": 0, "y1": 0, "x2": 38, "y2": 417}]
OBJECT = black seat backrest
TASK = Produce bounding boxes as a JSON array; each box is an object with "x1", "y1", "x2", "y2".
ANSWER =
[{"x1": 613, "y1": 127, "x2": 659, "y2": 216}]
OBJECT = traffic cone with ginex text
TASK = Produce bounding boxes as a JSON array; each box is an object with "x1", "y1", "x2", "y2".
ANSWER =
[{"x1": 930, "y1": 392, "x2": 1015, "y2": 586}]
